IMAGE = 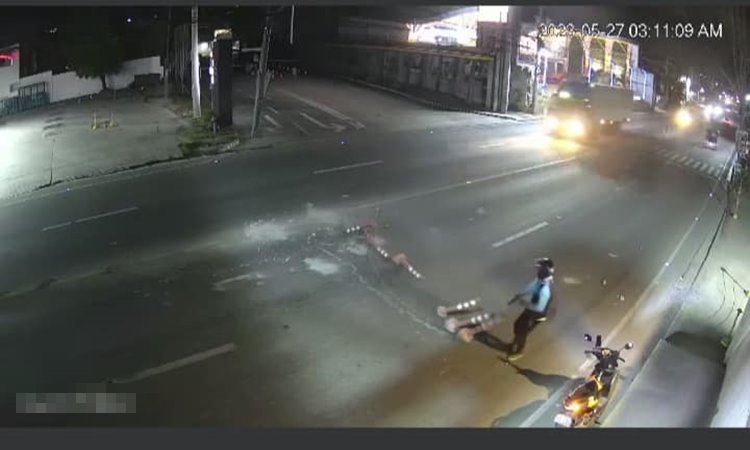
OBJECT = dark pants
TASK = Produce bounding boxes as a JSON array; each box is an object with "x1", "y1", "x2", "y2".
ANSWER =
[{"x1": 511, "y1": 309, "x2": 545, "y2": 355}]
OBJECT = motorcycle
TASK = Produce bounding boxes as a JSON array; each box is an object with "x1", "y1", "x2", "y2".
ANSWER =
[
  {"x1": 705, "y1": 128, "x2": 719, "y2": 149},
  {"x1": 553, "y1": 334, "x2": 634, "y2": 428}
]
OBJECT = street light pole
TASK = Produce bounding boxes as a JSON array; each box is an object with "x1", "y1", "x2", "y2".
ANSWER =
[
  {"x1": 191, "y1": 5, "x2": 202, "y2": 119},
  {"x1": 290, "y1": 5, "x2": 295, "y2": 46},
  {"x1": 164, "y1": 6, "x2": 172, "y2": 100},
  {"x1": 251, "y1": 25, "x2": 271, "y2": 138}
]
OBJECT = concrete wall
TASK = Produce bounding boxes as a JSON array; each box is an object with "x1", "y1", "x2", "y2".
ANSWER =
[
  {"x1": 711, "y1": 303, "x2": 750, "y2": 427},
  {"x1": 0, "y1": 46, "x2": 20, "y2": 99},
  {"x1": 10, "y1": 55, "x2": 163, "y2": 103},
  {"x1": 306, "y1": 43, "x2": 493, "y2": 110}
]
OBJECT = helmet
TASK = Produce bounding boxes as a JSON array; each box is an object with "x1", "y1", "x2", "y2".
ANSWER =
[{"x1": 536, "y1": 258, "x2": 555, "y2": 279}]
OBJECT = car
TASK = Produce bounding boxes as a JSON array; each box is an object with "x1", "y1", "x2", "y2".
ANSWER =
[{"x1": 721, "y1": 109, "x2": 739, "y2": 137}]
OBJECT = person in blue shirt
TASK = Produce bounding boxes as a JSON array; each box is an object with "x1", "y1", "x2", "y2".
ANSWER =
[{"x1": 506, "y1": 258, "x2": 555, "y2": 361}]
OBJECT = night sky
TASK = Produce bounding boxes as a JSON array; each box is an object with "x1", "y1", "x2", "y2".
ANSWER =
[{"x1": 0, "y1": 5, "x2": 743, "y2": 82}]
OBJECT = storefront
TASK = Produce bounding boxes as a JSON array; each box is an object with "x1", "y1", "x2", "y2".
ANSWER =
[{"x1": 516, "y1": 25, "x2": 650, "y2": 111}]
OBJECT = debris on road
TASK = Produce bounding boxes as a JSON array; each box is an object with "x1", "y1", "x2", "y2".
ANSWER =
[
  {"x1": 243, "y1": 220, "x2": 289, "y2": 245},
  {"x1": 304, "y1": 257, "x2": 340, "y2": 276},
  {"x1": 344, "y1": 221, "x2": 423, "y2": 279}
]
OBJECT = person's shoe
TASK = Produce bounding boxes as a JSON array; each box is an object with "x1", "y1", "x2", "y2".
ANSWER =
[{"x1": 507, "y1": 353, "x2": 524, "y2": 361}]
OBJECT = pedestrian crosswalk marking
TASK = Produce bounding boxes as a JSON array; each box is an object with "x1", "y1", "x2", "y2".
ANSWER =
[{"x1": 655, "y1": 149, "x2": 724, "y2": 179}]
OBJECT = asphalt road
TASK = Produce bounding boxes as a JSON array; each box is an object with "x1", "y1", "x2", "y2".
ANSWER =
[{"x1": 0, "y1": 89, "x2": 736, "y2": 426}]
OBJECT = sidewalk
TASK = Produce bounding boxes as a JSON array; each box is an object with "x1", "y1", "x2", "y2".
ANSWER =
[
  {"x1": 603, "y1": 205, "x2": 750, "y2": 427},
  {"x1": 0, "y1": 90, "x2": 185, "y2": 200}
]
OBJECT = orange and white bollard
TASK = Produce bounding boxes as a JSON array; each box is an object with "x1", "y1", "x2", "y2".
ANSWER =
[
  {"x1": 444, "y1": 312, "x2": 494, "y2": 334},
  {"x1": 437, "y1": 298, "x2": 481, "y2": 318}
]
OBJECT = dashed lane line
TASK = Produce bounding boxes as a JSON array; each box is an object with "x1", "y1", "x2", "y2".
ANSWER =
[
  {"x1": 110, "y1": 343, "x2": 238, "y2": 384},
  {"x1": 42, "y1": 206, "x2": 139, "y2": 232},
  {"x1": 490, "y1": 222, "x2": 550, "y2": 249}
]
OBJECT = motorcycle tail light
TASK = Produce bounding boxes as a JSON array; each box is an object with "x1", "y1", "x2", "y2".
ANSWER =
[{"x1": 564, "y1": 401, "x2": 584, "y2": 413}]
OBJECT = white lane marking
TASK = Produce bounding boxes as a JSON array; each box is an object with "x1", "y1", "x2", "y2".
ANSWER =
[
  {"x1": 491, "y1": 222, "x2": 549, "y2": 249},
  {"x1": 480, "y1": 135, "x2": 531, "y2": 148},
  {"x1": 280, "y1": 89, "x2": 365, "y2": 129},
  {"x1": 42, "y1": 206, "x2": 139, "y2": 231},
  {"x1": 291, "y1": 121, "x2": 310, "y2": 136},
  {"x1": 111, "y1": 343, "x2": 238, "y2": 384},
  {"x1": 666, "y1": 153, "x2": 680, "y2": 161},
  {"x1": 656, "y1": 148, "x2": 669, "y2": 156},
  {"x1": 697, "y1": 162, "x2": 709, "y2": 172},
  {"x1": 267, "y1": 106, "x2": 280, "y2": 115},
  {"x1": 675, "y1": 155, "x2": 689, "y2": 164},
  {"x1": 213, "y1": 274, "x2": 257, "y2": 291},
  {"x1": 300, "y1": 112, "x2": 329, "y2": 129},
  {"x1": 75, "y1": 206, "x2": 139, "y2": 224},
  {"x1": 353, "y1": 157, "x2": 579, "y2": 211},
  {"x1": 263, "y1": 114, "x2": 281, "y2": 129},
  {"x1": 710, "y1": 167, "x2": 721, "y2": 177},
  {"x1": 42, "y1": 222, "x2": 72, "y2": 232},
  {"x1": 689, "y1": 159, "x2": 702, "y2": 169},
  {"x1": 313, "y1": 160, "x2": 383, "y2": 175},
  {"x1": 519, "y1": 160, "x2": 722, "y2": 428}
]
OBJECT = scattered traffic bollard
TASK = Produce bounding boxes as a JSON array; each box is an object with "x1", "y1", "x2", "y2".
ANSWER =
[
  {"x1": 444, "y1": 312, "x2": 494, "y2": 334},
  {"x1": 437, "y1": 298, "x2": 481, "y2": 318}
]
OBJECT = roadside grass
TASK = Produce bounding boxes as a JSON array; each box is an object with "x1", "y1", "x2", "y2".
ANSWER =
[{"x1": 177, "y1": 106, "x2": 241, "y2": 158}]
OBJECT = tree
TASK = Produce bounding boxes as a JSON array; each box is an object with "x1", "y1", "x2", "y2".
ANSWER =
[{"x1": 61, "y1": 11, "x2": 124, "y2": 90}]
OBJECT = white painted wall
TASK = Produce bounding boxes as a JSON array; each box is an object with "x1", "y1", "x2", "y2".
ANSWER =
[
  {"x1": 0, "y1": 46, "x2": 20, "y2": 99},
  {"x1": 50, "y1": 71, "x2": 104, "y2": 102},
  {"x1": 711, "y1": 305, "x2": 750, "y2": 427},
  {"x1": 10, "y1": 55, "x2": 163, "y2": 104}
]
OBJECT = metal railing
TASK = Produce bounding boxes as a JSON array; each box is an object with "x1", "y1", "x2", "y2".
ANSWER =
[{"x1": 0, "y1": 82, "x2": 50, "y2": 118}]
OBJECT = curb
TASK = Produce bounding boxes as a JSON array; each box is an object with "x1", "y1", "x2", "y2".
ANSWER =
[
  {"x1": 336, "y1": 76, "x2": 542, "y2": 123},
  {"x1": 0, "y1": 138, "x2": 274, "y2": 206}
]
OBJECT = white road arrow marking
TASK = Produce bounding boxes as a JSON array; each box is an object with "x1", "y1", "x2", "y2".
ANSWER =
[
  {"x1": 263, "y1": 114, "x2": 281, "y2": 129},
  {"x1": 282, "y1": 89, "x2": 366, "y2": 130},
  {"x1": 300, "y1": 112, "x2": 346, "y2": 133}
]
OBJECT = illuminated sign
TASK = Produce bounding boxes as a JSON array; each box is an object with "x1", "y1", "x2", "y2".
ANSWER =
[
  {"x1": 408, "y1": 7, "x2": 511, "y2": 47},
  {"x1": 0, "y1": 52, "x2": 16, "y2": 68}
]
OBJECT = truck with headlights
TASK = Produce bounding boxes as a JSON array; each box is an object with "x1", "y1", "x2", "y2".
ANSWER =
[{"x1": 545, "y1": 81, "x2": 634, "y2": 140}]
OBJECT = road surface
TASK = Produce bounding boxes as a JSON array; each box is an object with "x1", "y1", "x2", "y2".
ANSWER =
[{"x1": 0, "y1": 80, "x2": 736, "y2": 426}]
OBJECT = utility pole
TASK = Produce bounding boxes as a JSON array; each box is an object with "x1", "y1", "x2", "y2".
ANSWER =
[
  {"x1": 530, "y1": 7, "x2": 544, "y2": 114},
  {"x1": 251, "y1": 24, "x2": 271, "y2": 138},
  {"x1": 290, "y1": 5, "x2": 295, "y2": 46},
  {"x1": 191, "y1": 5, "x2": 202, "y2": 119},
  {"x1": 496, "y1": 6, "x2": 517, "y2": 114},
  {"x1": 164, "y1": 6, "x2": 172, "y2": 99},
  {"x1": 664, "y1": 57, "x2": 672, "y2": 107}
]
